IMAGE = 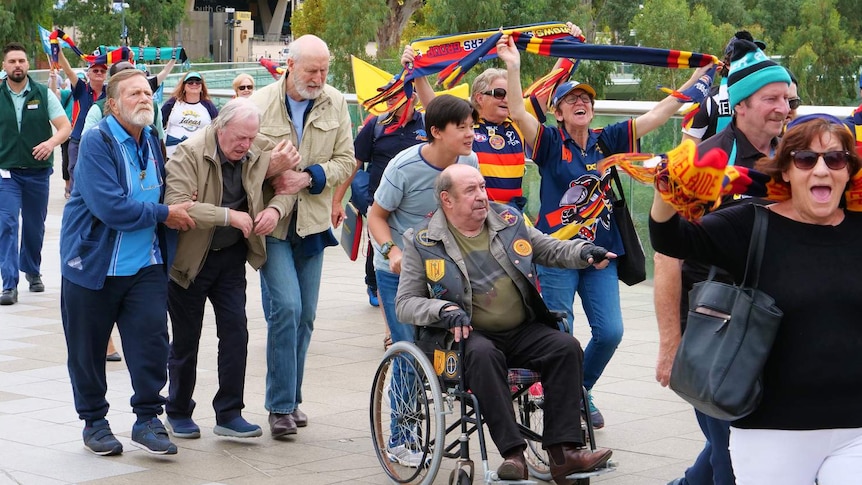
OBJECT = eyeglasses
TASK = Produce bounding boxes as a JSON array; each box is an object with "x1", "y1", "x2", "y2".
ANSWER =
[
  {"x1": 481, "y1": 88, "x2": 507, "y2": 100},
  {"x1": 790, "y1": 150, "x2": 850, "y2": 170},
  {"x1": 237, "y1": 85, "x2": 254, "y2": 91},
  {"x1": 185, "y1": 80, "x2": 202, "y2": 85},
  {"x1": 788, "y1": 97, "x2": 801, "y2": 110},
  {"x1": 89, "y1": 68, "x2": 106, "y2": 74},
  {"x1": 561, "y1": 93, "x2": 592, "y2": 105}
]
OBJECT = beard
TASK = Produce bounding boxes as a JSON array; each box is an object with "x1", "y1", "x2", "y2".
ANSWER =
[
  {"x1": 120, "y1": 103, "x2": 154, "y2": 128},
  {"x1": 7, "y1": 69, "x2": 25, "y2": 83},
  {"x1": 294, "y1": 80, "x2": 323, "y2": 100}
]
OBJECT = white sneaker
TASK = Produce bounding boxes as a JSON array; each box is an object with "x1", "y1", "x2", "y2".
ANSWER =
[{"x1": 387, "y1": 443, "x2": 425, "y2": 468}]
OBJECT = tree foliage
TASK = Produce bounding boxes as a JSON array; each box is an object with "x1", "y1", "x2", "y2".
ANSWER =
[
  {"x1": 52, "y1": 0, "x2": 185, "y2": 67},
  {"x1": 0, "y1": 0, "x2": 53, "y2": 63},
  {"x1": 778, "y1": 0, "x2": 860, "y2": 105}
]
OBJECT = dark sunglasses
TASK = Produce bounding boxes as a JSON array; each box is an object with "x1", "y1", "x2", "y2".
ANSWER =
[
  {"x1": 185, "y1": 79, "x2": 202, "y2": 85},
  {"x1": 237, "y1": 85, "x2": 254, "y2": 91},
  {"x1": 481, "y1": 88, "x2": 507, "y2": 100},
  {"x1": 790, "y1": 150, "x2": 850, "y2": 170},
  {"x1": 788, "y1": 97, "x2": 801, "y2": 110}
]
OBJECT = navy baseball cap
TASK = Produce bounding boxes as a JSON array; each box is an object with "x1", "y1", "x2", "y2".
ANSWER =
[{"x1": 552, "y1": 81, "x2": 597, "y2": 107}]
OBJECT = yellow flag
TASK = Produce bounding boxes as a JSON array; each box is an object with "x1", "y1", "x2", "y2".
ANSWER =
[{"x1": 351, "y1": 56, "x2": 470, "y2": 115}]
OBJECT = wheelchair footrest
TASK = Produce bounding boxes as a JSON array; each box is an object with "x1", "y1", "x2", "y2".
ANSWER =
[{"x1": 565, "y1": 459, "x2": 617, "y2": 479}]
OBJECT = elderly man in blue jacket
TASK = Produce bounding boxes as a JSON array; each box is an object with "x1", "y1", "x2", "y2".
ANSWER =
[{"x1": 59, "y1": 69, "x2": 194, "y2": 457}]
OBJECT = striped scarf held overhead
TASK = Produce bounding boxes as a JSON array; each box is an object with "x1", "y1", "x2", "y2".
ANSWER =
[
  {"x1": 364, "y1": 22, "x2": 720, "y2": 111},
  {"x1": 49, "y1": 29, "x2": 86, "y2": 67},
  {"x1": 99, "y1": 46, "x2": 189, "y2": 66}
]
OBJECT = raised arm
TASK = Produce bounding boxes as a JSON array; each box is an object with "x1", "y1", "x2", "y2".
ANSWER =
[
  {"x1": 634, "y1": 65, "x2": 714, "y2": 137},
  {"x1": 401, "y1": 45, "x2": 435, "y2": 109},
  {"x1": 57, "y1": 49, "x2": 80, "y2": 90},
  {"x1": 497, "y1": 34, "x2": 539, "y2": 151},
  {"x1": 155, "y1": 57, "x2": 177, "y2": 86}
]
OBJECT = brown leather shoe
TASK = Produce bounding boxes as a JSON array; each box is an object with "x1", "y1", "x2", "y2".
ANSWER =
[
  {"x1": 497, "y1": 451, "x2": 527, "y2": 480},
  {"x1": 268, "y1": 412, "x2": 297, "y2": 438},
  {"x1": 548, "y1": 444, "x2": 612, "y2": 484},
  {"x1": 291, "y1": 408, "x2": 308, "y2": 427}
]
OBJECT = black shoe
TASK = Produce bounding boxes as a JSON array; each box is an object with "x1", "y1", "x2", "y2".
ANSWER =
[
  {"x1": 0, "y1": 289, "x2": 17, "y2": 305},
  {"x1": 106, "y1": 352, "x2": 122, "y2": 362},
  {"x1": 25, "y1": 274, "x2": 44, "y2": 292}
]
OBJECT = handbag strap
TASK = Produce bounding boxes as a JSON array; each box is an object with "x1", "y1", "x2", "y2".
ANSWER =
[
  {"x1": 741, "y1": 205, "x2": 769, "y2": 288},
  {"x1": 609, "y1": 166, "x2": 626, "y2": 204}
]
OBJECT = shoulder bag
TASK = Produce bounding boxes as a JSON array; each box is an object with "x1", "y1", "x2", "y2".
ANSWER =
[
  {"x1": 669, "y1": 205, "x2": 783, "y2": 421},
  {"x1": 609, "y1": 167, "x2": 646, "y2": 285}
]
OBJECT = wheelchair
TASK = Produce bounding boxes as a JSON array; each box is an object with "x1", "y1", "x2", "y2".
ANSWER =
[{"x1": 369, "y1": 325, "x2": 616, "y2": 485}]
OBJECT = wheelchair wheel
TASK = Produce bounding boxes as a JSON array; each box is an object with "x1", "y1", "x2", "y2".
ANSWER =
[
  {"x1": 370, "y1": 341, "x2": 446, "y2": 485},
  {"x1": 516, "y1": 382, "x2": 552, "y2": 481}
]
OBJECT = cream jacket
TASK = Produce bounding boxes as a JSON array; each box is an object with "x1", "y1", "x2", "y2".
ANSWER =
[
  {"x1": 249, "y1": 73, "x2": 355, "y2": 238},
  {"x1": 164, "y1": 125, "x2": 292, "y2": 289}
]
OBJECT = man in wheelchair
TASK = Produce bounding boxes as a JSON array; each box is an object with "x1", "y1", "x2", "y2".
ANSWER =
[{"x1": 396, "y1": 164, "x2": 614, "y2": 484}]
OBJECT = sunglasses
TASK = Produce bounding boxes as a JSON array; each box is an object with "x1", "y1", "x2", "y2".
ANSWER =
[
  {"x1": 562, "y1": 93, "x2": 592, "y2": 105},
  {"x1": 481, "y1": 88, "x2": 507, "y2": 100},
  {"x1": 788, "y1": 97, "x2": 801, "y2": 110},
  {"x1": 790, "y1": 150, "x2": 850, "y2": 171},
  {"x1": 185, "y1": 79, "x2": 202, "y2": 85},
  {"x1": 89, "y1": 68, "x2": 106, "y2": 74},
  {"x1": 237, "y1": 85, "x2": 254, "y2": 91}
]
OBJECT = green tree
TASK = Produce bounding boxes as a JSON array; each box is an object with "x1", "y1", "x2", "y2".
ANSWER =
[
  {"x1": 630, "y1": 0, "x2": 725, "y2": 101},
  {"x1": 0, "y1": 0, "x2": 53, "y2": 64},
  {"x1": 53, "y1": 0, "x2": 185, "y2": 66},
  {"x1": 777, "y1": 0, "x2": 860, "y2": 105}
]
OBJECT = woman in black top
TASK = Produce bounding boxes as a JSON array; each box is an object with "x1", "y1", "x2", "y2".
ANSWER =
[{"x1": 650, "y1": 115, "x2": 862, "y2": 484}]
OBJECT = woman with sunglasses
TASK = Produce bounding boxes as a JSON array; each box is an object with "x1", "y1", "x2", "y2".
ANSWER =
[
  {"x1": 161, "y1": 72, "x2": 219, "y2": 159},
  {"x1": 497, "y1": 31, "x2": 713, "y2": 428},
  {"x1": 402, "y1": 22, "x2": 582, "y2": 211},
  {"x1": 649, "y1": 114, "x2": 862, "y2": 483},
  {"x1": 232, "y1": 73, "x2": 255, "y2": 98}
]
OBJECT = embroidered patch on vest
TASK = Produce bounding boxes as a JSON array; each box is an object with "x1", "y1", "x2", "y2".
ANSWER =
[
  {"x1": 499, "y1": 209, "x2": 518, "y2": 226},
  {"x1": 425, "y1": 259, "x2": 445, "y2": 282},
  {"x1": 513, "y1": 239, "x2": 532, "y2": 256},
  {"x1": 415, "y1": 228, "x2": 436, "y2": 247}
]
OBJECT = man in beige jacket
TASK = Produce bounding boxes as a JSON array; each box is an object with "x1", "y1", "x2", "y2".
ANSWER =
[
  {"x1": 163, "y1": 97, "x2": 298, "y2": 440},
  {"x1": 249, "y1": 34, "x2": 354, "y2": 438}
]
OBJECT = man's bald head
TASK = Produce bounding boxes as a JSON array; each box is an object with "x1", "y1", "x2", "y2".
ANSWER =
[
  {"x1": 287, "y1": 35, "x2": 330, "y2": 63},
  {"x1": 436, "y1": 165, "x2": 488, "y2": 229}
]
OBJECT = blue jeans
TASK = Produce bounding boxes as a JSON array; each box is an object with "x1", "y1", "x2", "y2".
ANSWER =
[
  {"x1": 681, "y1": 410, "x2": 734, "y2": 485},
  {"x1": 377, "y1": 269, "x2": 418, "y2": 444},
  {"x1": 260, "y1": 236, "x2": 324, "y2": 415},
  {"x1": 537, "y1": 260, "x2": 623, "y2": 390},
  {"x1": 0, "y1": 168, "x2": 51, "y2": 290}
]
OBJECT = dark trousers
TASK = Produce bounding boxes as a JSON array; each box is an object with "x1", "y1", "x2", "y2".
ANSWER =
[
  {"x1": 61, "y1": 139, "x2": 71, "y2": 181},
  {"x1": 364, "y1": 241, "x2": 377, "y2": 291},
  {"x1": 166, "y1": 242, "x2": 249, "y2": 424},
  {"x1": 61, "y1": 265, "x2": 169, "y2": 424},
  {"x1": 464, "y1": 322, "x2": 584, "y2": 455}
]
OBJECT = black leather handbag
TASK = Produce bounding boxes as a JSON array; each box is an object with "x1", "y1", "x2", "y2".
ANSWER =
[
  {"x1": 669, "y1": 205, "x2": 783, "y2": 421},
  {"x1": 609, "y1": 167, "x2": 646, "y2": 286}
]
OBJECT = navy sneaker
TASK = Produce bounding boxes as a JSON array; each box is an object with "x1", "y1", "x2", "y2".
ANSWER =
[
  {"x1": 166, "y1": 416, "x2": 201, "y2": 439},
  {"x1": 214, "y1": 416, "x2": 262, "y2": 438},
  {"x1": 131, "y1": 417, "x2": 178, "y2": 454},
  {"x1": 83, "y1": 420, "x2": 123, "y2": 456}
]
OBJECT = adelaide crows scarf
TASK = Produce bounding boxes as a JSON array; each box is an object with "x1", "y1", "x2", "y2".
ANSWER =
[{"x1": 364, "y1": 22, "x2": 719, "y2": 111}]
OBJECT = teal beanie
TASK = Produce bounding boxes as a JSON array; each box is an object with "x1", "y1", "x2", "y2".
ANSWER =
[{"x1": 727, "y1": 40, "x2": 790, "y2": 108}]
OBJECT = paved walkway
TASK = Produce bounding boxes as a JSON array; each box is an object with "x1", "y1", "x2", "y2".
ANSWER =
[{"x1": 0, "y1": 168, "x2": 705, "y2": 484}]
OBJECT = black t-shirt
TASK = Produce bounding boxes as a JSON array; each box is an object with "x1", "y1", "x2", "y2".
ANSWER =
[
  {"x1": 354, "y1": 112, "x2": 426, "y2": 197},
  {"x1": 652, "y1": 204, "x2": 862, "y2": 430}
]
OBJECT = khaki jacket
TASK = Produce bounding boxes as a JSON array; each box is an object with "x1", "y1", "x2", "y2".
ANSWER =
[
  {"x1": 249, "y1": 73, "x2": 355, "y2": 238},
  {"x1": 164, "y1": 125, "x2": 291, "y2": 289}
]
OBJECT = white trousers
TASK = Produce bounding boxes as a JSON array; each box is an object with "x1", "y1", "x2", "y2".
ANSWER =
[{"x1": 730, "y1": 426, "x2": 862, "y2": 485}]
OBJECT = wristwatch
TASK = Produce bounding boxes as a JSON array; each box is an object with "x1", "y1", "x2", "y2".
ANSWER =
[{"x1": 380, "y1": 240, "x2": 396, "y2": 259}]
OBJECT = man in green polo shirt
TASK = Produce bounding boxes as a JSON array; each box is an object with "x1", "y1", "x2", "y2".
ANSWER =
[{"x1": 0, "y1": 42, "x2": 71, "y2": 305}]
